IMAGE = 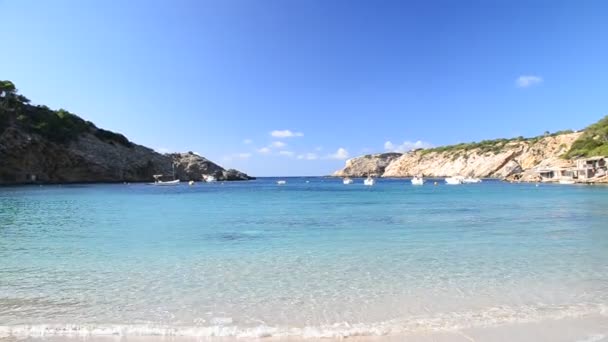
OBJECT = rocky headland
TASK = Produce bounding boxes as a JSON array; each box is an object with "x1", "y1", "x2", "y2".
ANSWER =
[
  {"x1": 0, "y1": 80, "x2": 253, "y2": 185},
  {"x1": 334, "y1": 115, "x2": 608, "y2": 183}
]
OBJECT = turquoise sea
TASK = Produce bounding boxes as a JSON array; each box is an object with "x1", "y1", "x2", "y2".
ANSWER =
[{"x1": 1, "y1": 178, "x2": 607, "y2": 340}]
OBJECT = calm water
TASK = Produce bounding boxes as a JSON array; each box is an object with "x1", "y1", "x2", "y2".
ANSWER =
[{"x1": 1, "y1": 178, "x2": 607, "y2": 339}]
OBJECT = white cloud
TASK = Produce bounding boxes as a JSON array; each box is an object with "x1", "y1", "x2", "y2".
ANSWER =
[
  {"x1": 243, "y1": 139, "x2": 253, "y2": 144},
  {"x1": 278, "y1": 150, "x2": 295, "y2": 157},
  {"x1": 270, "y1": 130, "x2": 304, "y2": 138},
  {"x1": 516, "y1": 75, "x2": 543, "y2": 88},
  {"x1": 223, "y1": 153, "x2": 252, "y2": 161},
  {"x1": 384, "y1": 141, "x2": 395, "y2": 150},
  {"x1": 315, "y1": 146, "x2": 323, "y2": 151},
  {"x1": 384, "y1": 140, "x2": 432, "y2": 153},
  {"x1": 297, "y1": 152, "x2": 319, "y2": 160},
  {"x1": 193, "y1": 151, "x2": 201, "y2": 156},
  {"x1": 257, "y1": 147, "x2": 271, "y2": 154},
  {"x1": 327, "y1": 147, "x2": 349, "y2": 160},
  {"x1": 271, "y1": 141, "x2": 287, "y2": 148},
  {"x1": 156, "y1": 147, "x2": 171, "y2": 154}
]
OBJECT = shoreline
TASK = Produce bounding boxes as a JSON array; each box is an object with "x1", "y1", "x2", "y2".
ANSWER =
[
  {"x1": 0, "y1": 179, "x2": 256, "y2": 187},
  {"x1": 2, "y1": 176, "x2": 608, "y2": 187},
  {"x1": 327, "y1": 175, "x2": 608, "y2": 185},
  {"x1": 3, "y1": 315, "x2": 607, "y2": 342}
]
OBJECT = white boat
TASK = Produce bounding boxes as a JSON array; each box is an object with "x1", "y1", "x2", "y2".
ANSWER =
[
  {"x1": 462, "y1": 177, "x2": 482, "y2": 183},
  {"x1": 363, "y1": 176, "x2": 375, "y2": 186},
  {"x1": 151, "y1": 167, "x2": 180, "y2": 186},
  {"x1": 559, "y1": 179, "x2": 576, "y2": 185},
  {"x1": 277, "y1": 180, "x2": 287, "y2": 185},
  {"x1": 153, "y1": 179, "x2": 180, "y2": 186},
  {"x1": 151, "y1": 175, "x2": 180, "y2": 186},
  {"x1": 411, "y1": 176, "x2": 424, "y2": 185},
  {"x1": 343, "y1": 177, "x2": 354, "y2": 185},
  {"x1": 203, "y1": 175, "x2": 217, "y2": 183},
  {"x1": 445, "y1": 176, "x2": 464, "y2": 185}
]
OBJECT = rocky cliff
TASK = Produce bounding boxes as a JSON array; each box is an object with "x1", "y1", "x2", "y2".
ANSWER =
[
  {"x1": 0, "y1": 126, "x2": 253, "y2": 185},
  {"x1": 333, "y1": 132, "x2": 582, "y2": 180},
  {"x1": 332, "y1": 153, "x2": 402, "y2": 177},
  {"x1": 0, "y1": 80, "x2": 253, "y2": 184},
  {"x1": 169, "y1": 152, "x2": 252, "y2": 182}
]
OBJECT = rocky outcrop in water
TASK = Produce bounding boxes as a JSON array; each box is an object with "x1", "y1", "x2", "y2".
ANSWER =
[
  {"x1": 332, "y1": 153, "x2": 402, "y2": 177},
  {"x1": 333, "y1": 132, "x2": 582, "y2": 179},
  {"x1": 170, "y1": 152, "x2": 253, "y2": 181}
]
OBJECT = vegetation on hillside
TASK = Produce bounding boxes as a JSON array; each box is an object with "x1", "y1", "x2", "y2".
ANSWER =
[
  {"x1": 0, "y1": 80, "x2": 132, "y2": 147},
  {"x1": 564, "y1": 115, "x2": 608, "y2": 158},
  {"x1": 419, "y1": 130, "x2": 575, "y2": 156}
]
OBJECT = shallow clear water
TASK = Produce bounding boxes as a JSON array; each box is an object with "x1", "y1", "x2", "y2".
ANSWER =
[{"x1": 1, "y1": 178, "x2": 607, "y2": 338}]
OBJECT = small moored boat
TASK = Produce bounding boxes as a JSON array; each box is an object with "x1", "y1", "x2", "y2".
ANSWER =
[
  {"x1": 151, "y1": 164, "x2": 180, "y2": 186},
  {"x1": 343, "y1": 177, "x2": 354, "y2": 185},
  {"x1": 363, "y1": 176, "x2": 375, "y2": 186},
  {"x1": 462, "y1": 177, "x2": 482, "y2": 183},
  {"x1": 445, "y1": 176, "x2": 464, "y2": 185},
  {"x1": 411, "y1": 176, "x2": 424, "y2": 185},
  {"x1": 559, "y1": 179, "x2": 576, "y2": 185},
  {"x1": 151, "y1": 175, "x2": 180, "y2": 186},
  {"x1": 277, "y1": 180, "x2": 287, "y2": 185},
  {"x1": 203, "y1": 175, "x2": 217, "y2": 183}
]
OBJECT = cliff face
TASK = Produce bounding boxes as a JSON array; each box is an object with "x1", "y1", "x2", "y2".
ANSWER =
[
  {"x1": 334, "y1": 132, "x2": 582, "y2": 179},
  {"x1": 332, "y1": 153, "x2": 402, "y2": 177},
  {"x1": 0, "y1": 127, "x2": 253, "y2": 184},
  {"x1": 0, "y1": 126, "x2": 166, "y2": 183},
  {"x1": 0, "y1": 80, "x2": 253, "y2": 184}
]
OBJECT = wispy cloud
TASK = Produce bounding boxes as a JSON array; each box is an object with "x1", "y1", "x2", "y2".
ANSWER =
[
  {"x1": 271, "y1": 141, "x2": 287, "y2": 148},
  {"x1": 278, "y1": 150, "x2": 295, "y2": 157},
  {"x1": 297, "y1": 152, "x2": 318, "y2": 160},
  {"x1": 327, "y1": 147, "x2": 349, "y2": 160},
  {"x1": 516, "y1": 75, "x2": 543, "y2": 88},
  {"x1": 257, "y1": 147, "x2": 271, "y2": 154},
  {"x1": 270, "y1": 130, "x2": 304, "y2": 138},
  {"x1": 223, "y1": 153, "x2": 252, "y2": 162},
  {"x1": 384, "y1": 140, "x2": 432, "y2": 152},
  {"x1": 243, "y1": 139, "x2": 253, "y2": 145}
]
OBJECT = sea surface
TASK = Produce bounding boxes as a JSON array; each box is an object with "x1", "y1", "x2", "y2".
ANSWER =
[{"x1": 1, "y1": 178, "x2": 607, "y2": 340}]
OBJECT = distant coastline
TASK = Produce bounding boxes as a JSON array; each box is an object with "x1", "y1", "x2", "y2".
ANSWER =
[{"x1": 333, "y1": 116, "x2": 608, "y2": 185}]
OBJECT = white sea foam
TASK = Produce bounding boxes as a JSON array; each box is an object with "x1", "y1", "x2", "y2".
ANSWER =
[
  {"x1": 575, "y1": 334, "x2": 606, "y2": 342},
  {"x1": 1, "y1": 303, "x2": 606, "y2": 339}
]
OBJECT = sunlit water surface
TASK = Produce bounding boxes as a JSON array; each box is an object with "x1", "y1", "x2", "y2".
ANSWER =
[{"x1": 1, "y1": 178, "x2": 607, "y2": 338}]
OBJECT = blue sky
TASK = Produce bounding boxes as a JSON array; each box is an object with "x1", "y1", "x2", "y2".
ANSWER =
[{"x1": 1, "y1": 1, "x2": 607, "y2": 176}]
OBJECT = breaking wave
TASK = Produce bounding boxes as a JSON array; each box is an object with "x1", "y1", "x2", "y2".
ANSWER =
[{"x1": 2, "y1": 302, "x2": 607, "y2": 339}]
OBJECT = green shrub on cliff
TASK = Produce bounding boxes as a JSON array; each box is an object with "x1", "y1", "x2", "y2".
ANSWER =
[
  {"x1": 0, "y1": 80, "x2": 132, "y2": 147},
  {"x1": 420, "y1": 137, "x2": 520, "y2": 155},
  {"x1": 419, "y1": 130, "x2": 579, "y2": 157},
  {"x1": 564, "y1": 115, "x2": 608, "y2": 158}
]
